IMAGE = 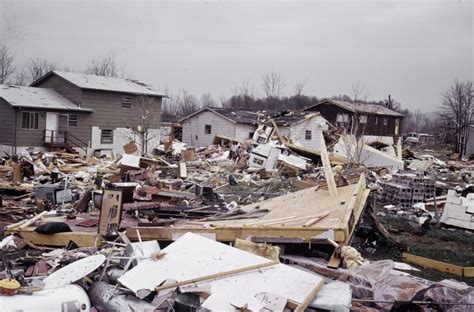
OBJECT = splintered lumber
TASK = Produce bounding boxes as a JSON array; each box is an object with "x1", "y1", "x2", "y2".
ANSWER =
[
  {"x1": 319, "y1": 132, "x2": 337, "y2": 196},
  {"x1": 155, "y1": 260, "x2": 280, "y2": 292},
  {"x1": 302, "y1": 211, "x2": 330, "y2": 227},
  {"x1": 18, "y1": 211, "x2": 48, "y2": 229}
]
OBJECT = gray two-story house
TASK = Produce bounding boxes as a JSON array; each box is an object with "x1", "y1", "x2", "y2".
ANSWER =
[{"x1": 0, "y1": 71, "x2": 165, "y2": 156}]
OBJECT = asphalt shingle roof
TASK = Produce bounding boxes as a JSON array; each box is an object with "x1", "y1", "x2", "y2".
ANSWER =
[{"x1": 0, "y1": 85, "x2": 91, "y2": 112}]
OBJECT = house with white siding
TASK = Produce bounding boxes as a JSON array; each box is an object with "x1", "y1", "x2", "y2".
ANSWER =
[
  {"x1": 180, "y1": 107, "x2": 264, "y2": 148},
  {"x1": 273, "y1": 112, "x2": 329, "y2": 152}
]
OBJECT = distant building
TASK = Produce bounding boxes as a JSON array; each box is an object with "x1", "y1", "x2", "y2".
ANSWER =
[
  {"x1": 304, "y1": 99, "x2": 404, "y2": 147},
  {"x1": 180, "y1": 107, "x2": 263, "y2": 148},
  {"x1": 0, "y1": 71, "x2": 165, "y2": 155}
]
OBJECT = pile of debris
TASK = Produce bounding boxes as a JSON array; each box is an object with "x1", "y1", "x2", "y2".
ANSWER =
[{"x1": 0, "y1": 134, "x2": 472, "y2": 310}]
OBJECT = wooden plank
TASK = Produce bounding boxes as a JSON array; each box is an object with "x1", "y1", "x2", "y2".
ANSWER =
[
  {"x1": 464, "y1": 266, "x2": 474, "y2": 278},
  {"x1": 402, "y1": 253, "x2": 466, "y2": 277},
  {"x1": 294, "y1": 280, "x2": 325, "y2": 312},
  {"x1": 319, "y1": 132, "x2": 337, "y2": 196},
  {"x1": 302, "y1": 211, "x2": 330, "y2": 227},
  {"x1": 327, "y1": 250, "x2": 342, "y2": 269},
  {"x1": 13, "y1": 229, "x2": 103, "y2": 247},
  {"x1": 154, "y1": 260, "x2": 279, "y2": 292}
]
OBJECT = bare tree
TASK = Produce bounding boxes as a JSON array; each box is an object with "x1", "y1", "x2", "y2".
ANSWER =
[
  {"x1": 262, "y1": 72, "x2": 285, "y2": 99},
  {"x1": 440, "y1": 79, "x2": 474, "y2": 157},
  {"x1": 385, "y1": 94, "x2": 402, "y2": 112},
  {"x1": 294, "y1": 80, "x2": 306, "y2": 97},
  {"x1": 0, "y1": 44, "x2": 15, "y2": 84},
  {"x1": 13, "y1": 66, "x2": 29, "y2": 86},
  {"x1": 200, "y1": 92, "x2": 217, "y2": 107},
  {"x1": 177, "y1": 89, "x2": 200, "y2": 117},
  {"x1": 340, "y1": 82, "x2": 370, "y2": 166},
  {"x1": 228, "y1": 79, "x2": 256, "y2": 109},
  {"x1": 27, "y1": 58, "x2": 57, "y2": 82},
  {"x1": 414, "y1": 109, "x2": 423, "y2": 132},
  {"x1": 85, "y1": 51, "x2": 121, "y2": 77},
  {"x1": 351, "y1": 81, "x2": 369, "y2": 103},
  {"x1": 127, "y1": 96, "x2": 161, "y2": 155}
]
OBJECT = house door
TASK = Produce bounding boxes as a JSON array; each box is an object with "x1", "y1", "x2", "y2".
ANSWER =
[
  {"x1": 57, "y1": 114, "x2": 68, "y2": 144},
  {"x1": 45, "y1": 113, "x2": 59, "y2": 143}
]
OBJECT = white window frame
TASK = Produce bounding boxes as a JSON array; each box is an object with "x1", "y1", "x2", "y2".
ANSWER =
[
  {"x1": 22, "y1": 111, "x2": 39, "y2": 130},
  {"x1": 359, "y1": 115, "x2": 368, "y2": 124},
  {"x1": 305, "y1": 130, "x2": 312, "y2": 140},
  {"x1": 383, "y1": 117, "x2": 388, "y2": 126},
  {"x1": 336, "y1": 113, "x2": 349, "y2": 123},
  {"x1": 101, "y1": 129, "x2": 113, "y2": 144}
]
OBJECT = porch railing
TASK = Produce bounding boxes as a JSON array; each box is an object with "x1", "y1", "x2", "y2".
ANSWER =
[{"x1": 43, "y1": 130, "x2": 88, "y2": 153}]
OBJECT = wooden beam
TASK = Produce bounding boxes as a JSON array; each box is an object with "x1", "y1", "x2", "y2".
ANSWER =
[
  {"x1": 402, "y1": 253, "x2": 474, "y2": 277},
  {"x1": 154, "y1": 260, "x2": 279, "y2": 292},
  {"x1": 319, "y1": 132, "x2": 337, "y2": 196},
  {"x1": 12, "y1": 229, "x2": 103, "y2": 247}
]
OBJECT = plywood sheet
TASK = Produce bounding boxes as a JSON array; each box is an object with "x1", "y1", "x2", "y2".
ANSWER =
[{"x1": 119, "y1": 233, "x2": 323, "y2": 311}]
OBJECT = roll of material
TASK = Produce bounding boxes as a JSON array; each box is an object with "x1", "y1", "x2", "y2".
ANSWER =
[{"x1": 0, "y1": 284, "x2": 90, "y2": 312}]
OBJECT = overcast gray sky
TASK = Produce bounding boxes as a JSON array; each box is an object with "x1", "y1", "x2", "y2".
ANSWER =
[{"x1": 1, "y1": 0, "x2": 472, "y2": 112}]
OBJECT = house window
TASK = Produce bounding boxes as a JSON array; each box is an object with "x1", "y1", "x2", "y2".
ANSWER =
[
  {"x1": 383, "y1": 117, "x2": 388, "y2": 126},
  {"x1": 121, "y1": 96, "x2": 132, "y2": 109},
  {"x1": 252, "y1": 158, "x2": 264, "y2": 165},
  {"x1": 359, "y1": 115, "x2": 367, "y2": 124},
  {"x1": 101, "y1": 129, "x2": 113, "y2": 144},
  {"x1": 336, "y1": 113, "x2": 349, "y2": 123},
  {"x1": 249, "y1": 132, "x2": 254, "y2": 139},
  {"x1": 375, "y1": 116, "x2": 379, "y2": 125},
  {"x1": 305, "y1": 130, "x2": 312, "y2": 140},
  {"x1": 204, "y1": 125, "x2": 212, "y2": 134},
  {"x1": 22, "y1": 112, "x2": 38, "y2": 129},
  {"x1": 68, "y1": 114, "x2": 77, "y2": 127}
]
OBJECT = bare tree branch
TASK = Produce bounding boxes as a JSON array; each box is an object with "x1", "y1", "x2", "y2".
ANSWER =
[
  {"x1": 27, "y1": 57, "x2": 57, "y2": 83},
  {"x1": 0, "y1": 43, "x2": 15, "y2": 84},
  {"x1": 85, "y1": 51, "x2": 122, "y2": 77},
  {"x1": 440, "y1": 79, "x2": 474, "y2": 157},
  {"x1": 262, "y1": 72, "x2": 285, "y2": 99}
]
